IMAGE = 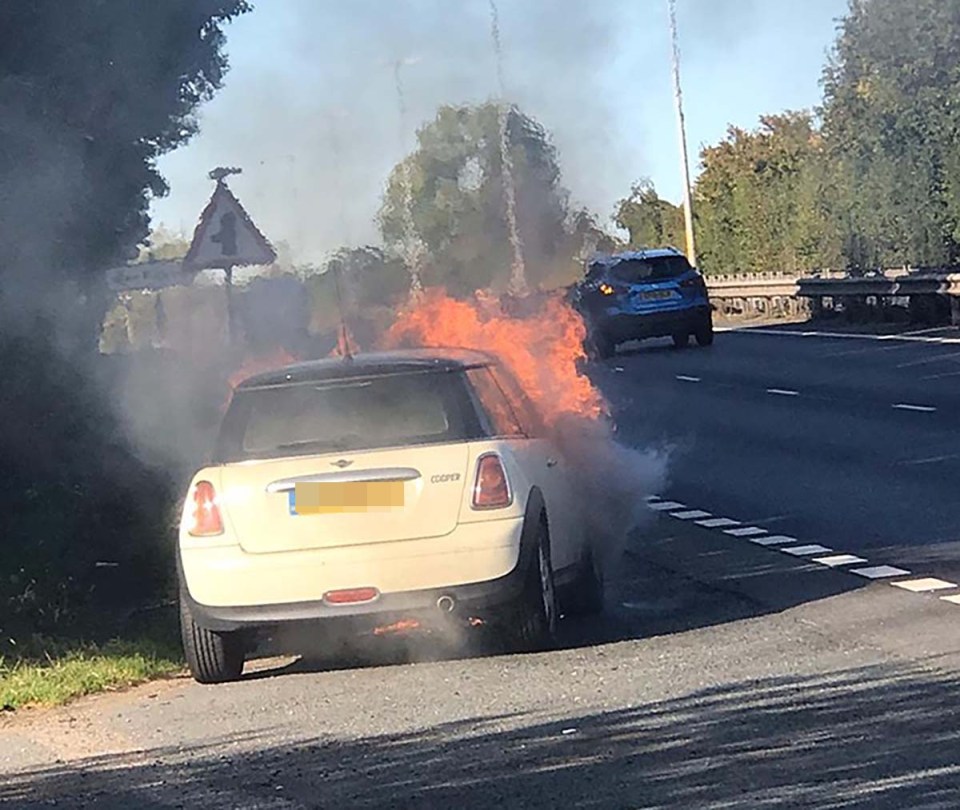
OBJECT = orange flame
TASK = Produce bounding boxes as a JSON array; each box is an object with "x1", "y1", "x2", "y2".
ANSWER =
[
  {"x1": 227, "y1": 347, "x2": 300, "y2": 391},
  {"x1": 384, "y1": 288, "x2": 606, "y2": 424},
  {"x1": 373, "y1": 618, "x2": 421, "y2": 636}
]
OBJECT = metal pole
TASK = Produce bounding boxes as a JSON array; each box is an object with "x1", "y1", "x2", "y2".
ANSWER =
[
  {"x1": 489, "y1": 0, "x2": 527, "y2": 296},
  {"x1": 393, "y1": 59, "x2": 424, "y2": 301},
  {"x1": 224, "y1": 263, "x2": 236, "y2": 348},
  {"x1": 668, "y1": 0, "x2": 697, "y2": 267}
]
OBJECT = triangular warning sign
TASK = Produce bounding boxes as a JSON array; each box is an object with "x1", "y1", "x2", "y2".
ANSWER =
[{"x1": 183, "y1": 182, "x2": 277, "y2": 271}]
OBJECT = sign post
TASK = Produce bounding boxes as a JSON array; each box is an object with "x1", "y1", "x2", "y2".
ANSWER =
[{"x1": 182, "y1": 168, "x2": 277, "y2": 346}]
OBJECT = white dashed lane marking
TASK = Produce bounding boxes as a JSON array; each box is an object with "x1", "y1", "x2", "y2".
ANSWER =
[
  {"x1": 893, "y1": 403, "x2": 937, "y2": 413},
  {"x1": 766, "y1": 388, "x2": 800, "y2": 397},
  {"x1": 897, "y1": 454, "x2": 960, "y2": 466},
  {"x1": 812, "y1": 554, "x2": 868, "y2": 567},
  {"x1": 892, "y1": 578, "x2": 957, "y2": 593},
  {"x1": 648, "y1": 501, "x2": 686, "y2": 512},
  {"x1": 851, "y1": 565, "x2": 912, "y2": 579},
  {"x1": 676, "y1": 375, "x2": 701, "y2": 383},
  {"x1": 748, "y1": 535, "x2": 800, "y2": 546},
  {"x1": 695, "y1": 517, "x2": 740, "y2": 528},
  {"x1": 782, "y1": 544, "x2": 834, "y2": 556},
  {"x1": 648, "y1": 495, "x2": 960, "y2": 608},
  {"x1": 723, "y1": 526, "x2": 768, "y2": 538}
]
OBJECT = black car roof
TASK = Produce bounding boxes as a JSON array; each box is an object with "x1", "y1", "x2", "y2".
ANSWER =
[{"x1": 235, "y1": 348, "x2": 500, "y2": 390}]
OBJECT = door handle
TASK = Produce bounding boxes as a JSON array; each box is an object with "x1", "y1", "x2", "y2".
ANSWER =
[{"x1": 546, "y1": 458, "x2": 558, "y2": 468}]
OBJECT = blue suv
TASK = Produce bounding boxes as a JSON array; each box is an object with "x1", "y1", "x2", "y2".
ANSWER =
[{"x1": 570, "y1": 247, "x2": 713, "y2": 358}]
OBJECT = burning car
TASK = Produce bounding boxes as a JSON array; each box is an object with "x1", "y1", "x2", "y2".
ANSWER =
[{"x1": 177, "y1": 349, "x2": 601, "y2": 683}]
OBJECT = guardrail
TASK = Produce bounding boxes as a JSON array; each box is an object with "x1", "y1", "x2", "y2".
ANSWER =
[
  {"x1": 705, "y1": 271, "x2": 807, "y2": 318},
  {"x1": 705, "y1": 268, "x2": 960, "y2": 324}
]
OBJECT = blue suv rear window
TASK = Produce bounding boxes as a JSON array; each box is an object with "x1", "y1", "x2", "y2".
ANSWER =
[{"x1": 609, "y1": 256, "x2": 690, "y2": 283}]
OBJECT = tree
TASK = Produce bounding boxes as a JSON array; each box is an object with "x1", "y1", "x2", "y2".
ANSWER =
[
  {"x1": 693, "y1": 112, "x2": 841, "y2": 274},
  {"x1": 136, "y1": 226, "x2": 192, "y2": 263},
  {"x1": 821, "y1": 0, "x2": 960, "y2": 269},
  {"x1": 614, "y1": 180, "x2": 686, "y2": 251},
  {"x1": 0, "y1": 1, "x2": 249, "y2": 644},
  {"x1": 378, "y1": 102, "x2": 572, "y2": 297},
  {"x1": 0, "y1": 0, "x2": 249, "y2": 332}
]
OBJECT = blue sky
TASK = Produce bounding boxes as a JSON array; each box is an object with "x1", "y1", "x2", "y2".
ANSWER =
[{"x1": 150, "y1": 0, "x2": 849, "y2": 263}]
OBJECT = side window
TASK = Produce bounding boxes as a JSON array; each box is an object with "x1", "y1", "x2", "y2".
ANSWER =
[
  {"x1": 489, "y1": 366, "x2": 547, "y2": 438},
  {"x1": 465, "y1": 368, "x2": 525, "y2": 438}
]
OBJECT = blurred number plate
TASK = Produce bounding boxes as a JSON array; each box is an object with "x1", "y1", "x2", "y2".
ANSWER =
[
  {"x1": 289, "y1": 481, "x2": 405, "y2": 515},
  {"x1": 640, "y1": 289, "x2": 674, "y2": 300}
]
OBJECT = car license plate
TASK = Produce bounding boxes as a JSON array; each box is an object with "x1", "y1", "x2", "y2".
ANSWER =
[
  {"x1": 640, "y1": 289, "x2": 674, "y2": 300},
  {"x1": 289, "y1": 481, "x2": 405, "y2": 515}
]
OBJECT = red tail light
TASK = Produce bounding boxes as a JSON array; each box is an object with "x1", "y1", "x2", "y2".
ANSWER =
[
  {"x1": 472, "y1": 453, "x2": 512, "y2": 509},
  {"x1": 189, "y1": 481, "x2": 224, "y2": 537}
]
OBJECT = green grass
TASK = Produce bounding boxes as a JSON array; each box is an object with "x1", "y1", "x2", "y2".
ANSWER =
[{"x1": 0, "y1": 635, "x2": 184, "y2": 710}]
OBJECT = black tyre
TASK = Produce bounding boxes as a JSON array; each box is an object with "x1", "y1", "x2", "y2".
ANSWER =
[
  {"x1": 672, "y1": 332, "x2": 690, "y2": 348},
  {"x1": 506, "y1": 519, "x2": 558, "y2": 652},
  {"x1": 588, "y1": 331, "x2": 616, "y2": 360},
  {"x1": 179, "y1": 588, "x2": 245, "y2": 684},
  {"x1": 695, "y1": 314, "x2": 714, "y2": 347},
  {"x1": 562, "y1": 546, "x2": 605, "y2": 618}
]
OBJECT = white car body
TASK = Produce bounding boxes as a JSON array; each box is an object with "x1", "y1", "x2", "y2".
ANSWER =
[{"x1": 177, "y1": 349, "x2": 598, "y2": 682}]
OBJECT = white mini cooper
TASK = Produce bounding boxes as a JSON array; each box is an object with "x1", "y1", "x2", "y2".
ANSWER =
[{"x1": 178, "y1": 349, "x2": 602, "y2": 682}]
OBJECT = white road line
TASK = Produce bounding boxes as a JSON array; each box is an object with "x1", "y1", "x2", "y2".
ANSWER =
[
  {"x1": 645, "y1": 495, "x2": 661, "y2": 503},
  {"x1": 891, "y1": 577, "x2": 957, "y2": 593},
  {"x1": 724, "y1": 526, "x2": 768, "y2": 538},
  {"x1": 812, "y1": 554, "x2": 868, "y2": 567},
  {"x1": 896, "y1": 351, "x2": 960, "y2": 369},
  {"x1": 671, "y1": 510, "x2": 712, "y2": 520},
  {"x1": 729, "y1": 327, "x2": 960, "y2": 345},
  {"x1": 695, "y1": 517, "x2": 741, "y2": 528},
  {"x1": 921, "y1": 369, "x2": 960, "y2": 380},
  {"x1": 766, "y1": 388, "x2": 800, "y2": 397},
  {"x1": 893, "y1": 403, "x2": 937, "y2": 413},
  {"x1": 851, "y1": 565, "x2": 912, "y2": 579},
  {"x1": 748, "y1": 535, "x2": 800, "y2": 546},
  {"x1": 782, "y1": 544, "x2": 834, "y2": 556},
  {"x1": 940, "y1": 595, "x2": 960, "y2": 605},
  {"x1": 649, "y1": 501, "x2": 686, "y2": 512},
  {"x1": 676, "y1": 375, "x2": 701, "y2": 383},
  {"x1": 898, "y1": 453, "x2": 960, "y2": 466}
]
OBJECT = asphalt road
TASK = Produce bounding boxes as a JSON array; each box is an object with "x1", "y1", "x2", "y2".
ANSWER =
[
  {"x1": 601, "y1": 324, "x2": 960, "y2": 583},
  {"x1": 4, "y1": 321, "x2": 960, "y2": 808}
]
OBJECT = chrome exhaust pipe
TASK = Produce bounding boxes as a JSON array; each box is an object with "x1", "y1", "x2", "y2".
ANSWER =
[{"x1": 436, "y1": 595, "x2": 456, "y2": 613}]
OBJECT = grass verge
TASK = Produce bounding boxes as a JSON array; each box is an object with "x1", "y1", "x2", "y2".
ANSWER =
[{"x1": 1, "y1": 627, "x2": 184, "y2": 711}]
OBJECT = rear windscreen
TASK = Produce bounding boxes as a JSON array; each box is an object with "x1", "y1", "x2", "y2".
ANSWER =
[
  {"x1": 609, "y1": 255, "x2": 690, "y2": 283},
  {"x1": 216, "y1": 370, "x2": 486, "y2": 462}
]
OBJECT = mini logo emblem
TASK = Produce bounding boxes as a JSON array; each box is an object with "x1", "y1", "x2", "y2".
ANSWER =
[{"x1": 331, "y1": 459, "x2": 353, "y2": 469}]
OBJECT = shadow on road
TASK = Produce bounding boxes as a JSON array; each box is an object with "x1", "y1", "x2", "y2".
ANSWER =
[{"x1": 6, "y1": 662, "x2": 960, "y2": 808}]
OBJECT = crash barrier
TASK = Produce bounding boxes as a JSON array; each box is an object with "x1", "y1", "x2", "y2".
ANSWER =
[{"x1": 705, "y1": 268, "x2": 960, "y2": 325}]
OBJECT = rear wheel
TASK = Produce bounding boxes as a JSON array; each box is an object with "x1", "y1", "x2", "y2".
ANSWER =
[
  {"x1": 179, "y1": 588, "x2": 245, "y2": 684},
  {"x1": 695, "y1": 313, "x2": 714, "y2": 347},
  {"x1": 506, "y1": 519, "x2": 558, "y2": 652},
  {"x1": 588, "y1": 331, "x2": 616, "y2": 360},
  {"x1": 562, "y1": 546, "x2": 605, "y2": 617}
]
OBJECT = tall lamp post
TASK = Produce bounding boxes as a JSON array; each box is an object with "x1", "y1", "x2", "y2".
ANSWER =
[{"x1": 668, "y1": 0, "x2": 697, "y2": 266}]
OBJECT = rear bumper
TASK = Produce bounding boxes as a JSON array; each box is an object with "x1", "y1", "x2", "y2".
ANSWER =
[
  {"x1": 179, "y1": 518, "x2": 527, "y2": 632},
  {"x1": 591, "y1": 304, "x2": 710, "y2": 343},
  {"x1": 181, "y1": 565, "x2": 529, "y2": 633}
]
